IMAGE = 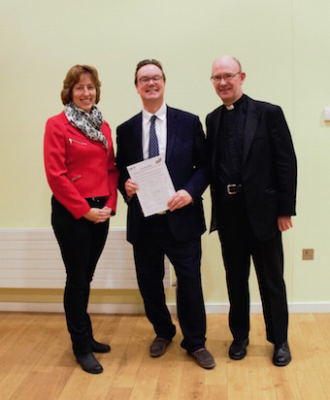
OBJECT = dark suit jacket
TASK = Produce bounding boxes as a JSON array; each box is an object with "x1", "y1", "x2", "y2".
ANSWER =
[
  {"x1": 206, "y1": 96, "x2": 297, "y2": 241},
  {"x1": 116, "y1": 106, "x2": 209, "y2": 245}
]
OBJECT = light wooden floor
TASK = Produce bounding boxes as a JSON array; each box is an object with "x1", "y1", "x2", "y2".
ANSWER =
[{"x1": 0, "y1": 312, "x2": 330, "y2": 400}]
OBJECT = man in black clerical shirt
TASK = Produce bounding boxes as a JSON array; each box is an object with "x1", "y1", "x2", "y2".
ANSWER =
[{"x1": 206, "y1": 55, "x2": 297, "y2": 367}]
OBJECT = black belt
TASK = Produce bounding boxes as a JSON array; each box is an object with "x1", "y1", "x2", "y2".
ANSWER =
[
  {"x1": 86, "y1": 196, "x2": 108, "y2": 203},
  {"x1": 226, "y1": 184, "x2": 243, "y2": 195}
]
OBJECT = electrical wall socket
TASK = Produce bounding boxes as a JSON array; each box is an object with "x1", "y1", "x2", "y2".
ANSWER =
[{"x1": 302, "y1": 249, "x2": 314, "y2": 260}]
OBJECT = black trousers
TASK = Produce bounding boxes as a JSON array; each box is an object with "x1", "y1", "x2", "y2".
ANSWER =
[
  {"x1": 217, "y1": 194, "x2": 288, "y2": 345},
  {"x1": 51, "y1": 196, "x2": 109, "y2": 355},
  {"x1": 133, "y1": 215, "x2": 206, "y2": 353}
]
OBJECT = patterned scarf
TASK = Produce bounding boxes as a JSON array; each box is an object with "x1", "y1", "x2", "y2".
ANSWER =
[{"x1": 64, "y1": 102, "x2": 108, "y2": 150}]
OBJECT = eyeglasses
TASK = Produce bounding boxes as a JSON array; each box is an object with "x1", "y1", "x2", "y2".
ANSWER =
[
  {"x1": 138, "y1": 75, "x2": 163, "y2": 84},
  {"x1": 210, "y1": 71, "x2": 241, "y2": 83}
]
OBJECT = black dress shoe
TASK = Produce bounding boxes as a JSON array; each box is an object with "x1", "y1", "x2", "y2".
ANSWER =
[
  {"x1": 91, "y1": 339, "x2": 111, "y2": 353},
  {"x1": 229, "y1": 338, "x2": 249, "y2": 360},
  {"x1": 76, "y1": 352, "x2": 103, "y2": 374},
  {"x1": 190, "y1": 348, "x2": 216, "y2": 369},
  {"x1": 150, "y1": 337, "x2": 171, "y2": 357},
  {"x1": 273, "y1": 342, "x2": 291, "y2": 367}
]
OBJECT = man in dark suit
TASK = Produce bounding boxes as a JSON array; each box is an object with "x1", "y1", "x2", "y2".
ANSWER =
[
  {"x1": 206, "y1": 56, "x2": 297, "y2": 367},
  {"x1": 116, "y1": 59, "x2": 215, "y2": 369}
]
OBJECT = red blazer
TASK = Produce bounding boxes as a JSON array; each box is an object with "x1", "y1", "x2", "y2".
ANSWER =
[{"x1": 44, "y1": 111, "x2": 118, "y2": 219}]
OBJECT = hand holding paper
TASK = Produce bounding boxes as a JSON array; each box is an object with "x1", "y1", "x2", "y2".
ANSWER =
[
  {"x1": 124, "y1": 179, "x2": 139, "y2": 199},
  {"x1": 168, "y1": 190, "x2": 192, "y2": 212},
  {"x1": 127, "y1": 156, "x2": 176, "y2": 217}
]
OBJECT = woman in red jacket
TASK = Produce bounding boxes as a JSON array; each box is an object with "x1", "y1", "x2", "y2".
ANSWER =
[{"x1": 44, "y1": 65, "x2": 118, "y2": 374}]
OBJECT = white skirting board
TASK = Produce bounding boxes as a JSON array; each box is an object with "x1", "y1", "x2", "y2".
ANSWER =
[
  {"x1": 0, "y1": 302, "x2": 330, "y2": 314},
  {"x1": 0, "y1": 228, "x2": 172, "y2": 289}
]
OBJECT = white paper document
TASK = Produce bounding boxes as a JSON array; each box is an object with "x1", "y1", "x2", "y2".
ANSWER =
[{"x1": 127, "y1": 156, "x2": 176, "y2": 217}]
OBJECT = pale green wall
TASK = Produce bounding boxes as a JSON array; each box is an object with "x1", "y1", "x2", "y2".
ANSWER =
[{"x1": 1, "y1": 0, "x2": 329, "y2": 306}]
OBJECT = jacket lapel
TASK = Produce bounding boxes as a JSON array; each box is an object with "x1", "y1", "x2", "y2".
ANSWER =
[
  {"x1": 243, "y1": 97, "x2": 260, "y2": 164},
  {"x1": 211, "y1": 106, "x2": 223, "y2": 170},
  {"x1": 165, "y1": 107, "x2": 178, "y2": 164},
  {"x1": 133, "y1": 112, "x2": 144, "y2": 161}
]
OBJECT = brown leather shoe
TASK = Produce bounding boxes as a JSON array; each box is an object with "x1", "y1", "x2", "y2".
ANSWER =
[
  {"x1": 150, "y1": 337, "x2": 171, "y2": 357},
  {"x1": 190, "y1": 348, "x2": 216, "y2": 369}
]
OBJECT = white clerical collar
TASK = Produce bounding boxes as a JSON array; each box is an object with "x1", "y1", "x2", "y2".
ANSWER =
[{"x1": 226, "y1": 104, "x2": 235, "y2": 110}]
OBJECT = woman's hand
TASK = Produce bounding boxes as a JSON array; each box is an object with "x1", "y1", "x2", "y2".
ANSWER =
[{"x1": 84, "y1": 207, "x2": 112, "y2": 223}]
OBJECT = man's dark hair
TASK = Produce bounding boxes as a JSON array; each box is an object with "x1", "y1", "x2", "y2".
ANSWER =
[{"x1": 134, "y1": 59, "x2": 166, "y2": 85}]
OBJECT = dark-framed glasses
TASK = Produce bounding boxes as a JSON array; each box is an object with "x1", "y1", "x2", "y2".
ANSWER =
[
  {"x1": 138, "y1": 75, "x2": 163, "y2": 84},
  {"x1": 210, "y1": 71, "x2": 241, "y2": 83}
]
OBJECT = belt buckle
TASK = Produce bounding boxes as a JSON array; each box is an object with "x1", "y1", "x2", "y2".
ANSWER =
[{"x1": 227, "y1": 184, "x2": 237, "y2": 195}]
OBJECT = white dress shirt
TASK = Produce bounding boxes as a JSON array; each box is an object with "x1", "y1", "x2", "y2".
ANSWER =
[{"x1": 142, "y1": 103, "x2": 167, "y2": 160}]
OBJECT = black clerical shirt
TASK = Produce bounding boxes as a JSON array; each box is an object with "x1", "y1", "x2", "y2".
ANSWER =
[{"x1": 217, "y1": 94, "x2": 247, "y2": 185}]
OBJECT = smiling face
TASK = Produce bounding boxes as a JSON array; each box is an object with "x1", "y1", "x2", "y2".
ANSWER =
[
  {"x1": 211, "y1": 56, "x2": 246, "y2": 106},
  {"x1": 71, "y1": 73, "x2": 96, "y2": 113},
  {"x1": 135, "y1": 64, "x2": 165, "y2": 109}
]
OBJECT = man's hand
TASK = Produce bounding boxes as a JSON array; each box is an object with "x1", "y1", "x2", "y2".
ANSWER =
[
  {"x1": 278, "y1": 216, "x2": 293, "y2": 232},
  {"x1": 168, "y1": 189, "x2": 193, "y2": 212},
  {"x1": 124, "y1": 179, "x2": 139, "y2": 199}
]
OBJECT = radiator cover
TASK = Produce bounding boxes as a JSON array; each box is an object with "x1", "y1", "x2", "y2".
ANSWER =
[{"x1": 0, "y1": 228, "x2": 172, "y2": 289}]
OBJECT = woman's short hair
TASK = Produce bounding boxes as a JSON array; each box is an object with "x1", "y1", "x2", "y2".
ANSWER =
[
  {"x1": 61, "y1": 65, "x2": 101, "y2": 105},
  {"x1": 134, "y1": 59, "x2": 166, "y2": 85}
]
